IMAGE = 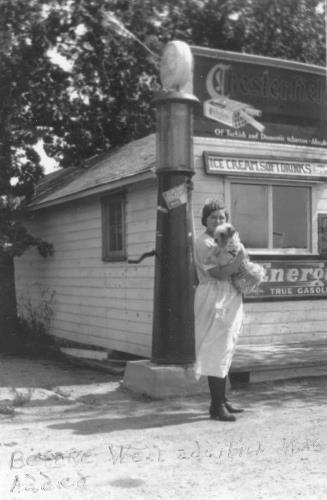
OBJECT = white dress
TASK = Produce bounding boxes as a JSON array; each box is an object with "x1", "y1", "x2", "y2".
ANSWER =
[{"x1": 194, "y1": 232, "x2": 243, "y2": 378}]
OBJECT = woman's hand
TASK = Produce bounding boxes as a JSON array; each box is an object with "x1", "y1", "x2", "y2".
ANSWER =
[
  {"x1": 226, "y1": 232, "x2": 242, "y2": 255},
  {"x1": 233, "y1": 245, "x2": 246, "y2": 265}
]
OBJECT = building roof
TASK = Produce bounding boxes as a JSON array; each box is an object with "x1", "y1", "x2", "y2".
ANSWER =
[{"x1": 30, "y1": 134, "x2": 156, "y2": 209}]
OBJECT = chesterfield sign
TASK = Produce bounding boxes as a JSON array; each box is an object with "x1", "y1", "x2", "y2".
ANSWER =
[
  {"x1": 245, "y1": 260, "x2": 327, "y2": 300},
  {"x1": 192, "y1": 47, "x2": 327, "y2": 148},
  {"x1": 204, "y1": 153, "x2": 327, "y2": 180}
]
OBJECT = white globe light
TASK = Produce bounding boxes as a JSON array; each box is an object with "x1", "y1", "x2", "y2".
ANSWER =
[{"x1": 160, "y1": 41, "x2": 193, "y2": 91}]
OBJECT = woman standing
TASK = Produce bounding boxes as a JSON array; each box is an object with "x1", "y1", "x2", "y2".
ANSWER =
[{"x1": 194, "y1": 200, "x2": 245, "y2": 422}]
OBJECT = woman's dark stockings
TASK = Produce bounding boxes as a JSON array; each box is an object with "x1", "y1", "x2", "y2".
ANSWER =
[{"x1": 207, "y1": 376, "x2": 236, "y2": 422}]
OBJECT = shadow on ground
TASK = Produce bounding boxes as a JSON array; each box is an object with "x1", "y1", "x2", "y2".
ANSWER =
[
  {"x1": 0, "y1": 354, "x2": 118, "y2": 388},
  {"x1": 48, "y1": 411, "x2": 208, "y2": 434}
]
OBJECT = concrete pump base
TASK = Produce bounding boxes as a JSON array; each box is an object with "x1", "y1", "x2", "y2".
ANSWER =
[{"x1": 123, "y1": 360, "x2": 209, "y2": 399}]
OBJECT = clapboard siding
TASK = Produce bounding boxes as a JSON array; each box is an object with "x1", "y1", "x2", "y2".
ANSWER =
[
  {"x1": 55, "y1": 302, "x2": 151, "y2": 321},
  {"x1": 15, "y1": 180, "x2": 156, "y2": 356},
  {"x1": 244, "y1": 309, "x2": 327, "y2": 324},
  {"x1": 55, "y1": 313, "x2": 151, "y2": 334},
  {"x1": 50, "y1": 324, "x2": 149, "y2": 356},
  {"x1": 239, "y1": 330, "x2": 327, "y2": 345},
  {"x1": 240, "y1": 299, "x2": 327, "y2": 345},
  {"x1": 51, "y1": 321, "x2": 150, "y2": 343},
  {"x1": 33, "y1": 275, "x2": 153, "y2": 289}
]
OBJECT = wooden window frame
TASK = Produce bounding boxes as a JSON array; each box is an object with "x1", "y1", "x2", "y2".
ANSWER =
[
  {"x1": 101, "y1": 192, "x2": 126, "y2": 262},
  {"x1": 225, "y1": 177, "x2": 313, "y2": 256}
]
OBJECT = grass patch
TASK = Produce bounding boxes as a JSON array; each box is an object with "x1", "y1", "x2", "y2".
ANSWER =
[{"x1": 11, "y1": 388, "x2": 33, "y2": 407}]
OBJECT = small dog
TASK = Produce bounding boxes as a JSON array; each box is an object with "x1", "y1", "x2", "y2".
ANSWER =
[
  {"x1": 209, "y1": 222, "x2": 265, "y2": 294},
  {"x1": 213, "y1": 222, "x2": 242, "y2": 259}
]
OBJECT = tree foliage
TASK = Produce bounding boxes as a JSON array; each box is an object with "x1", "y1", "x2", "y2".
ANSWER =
[{"x1": 0, "y1": 0, "x2": 325, "y2": 257}]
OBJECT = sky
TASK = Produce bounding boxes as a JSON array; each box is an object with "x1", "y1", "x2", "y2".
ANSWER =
[{"x1": 34, "y1": 139, "x2": 60, "y2": 175}]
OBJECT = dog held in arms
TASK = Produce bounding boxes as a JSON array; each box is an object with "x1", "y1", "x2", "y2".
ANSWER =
[{"x1": 209, "y1": 222, "x2": 266, "y2": 294}]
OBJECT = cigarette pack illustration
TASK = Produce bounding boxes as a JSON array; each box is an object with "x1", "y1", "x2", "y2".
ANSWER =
[{"x1": 203, "y1": 96, "x2": 265, "y2": 132}]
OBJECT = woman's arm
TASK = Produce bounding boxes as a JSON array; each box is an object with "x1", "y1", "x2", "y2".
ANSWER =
[{"x1": 208, "y1": 247, "x2": 245, "y2": 280}]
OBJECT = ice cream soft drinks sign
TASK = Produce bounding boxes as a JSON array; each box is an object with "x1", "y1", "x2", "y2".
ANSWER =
[{"x1": 191, "y1": 46, "x2": 327, "y2": 148}]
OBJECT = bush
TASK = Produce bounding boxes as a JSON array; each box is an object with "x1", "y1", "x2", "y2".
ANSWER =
[{"x1": 2, "y1": 288, "x2": 58, "y2": 358}]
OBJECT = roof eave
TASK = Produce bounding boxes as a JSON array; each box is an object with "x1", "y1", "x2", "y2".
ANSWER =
[{"x1": 28, "y1": 169, "x2": 156, "y2": 211}]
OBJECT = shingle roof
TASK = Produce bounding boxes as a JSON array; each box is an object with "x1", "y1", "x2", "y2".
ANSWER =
[{"x1": 30, "y1": 134, "x2": 156, "y2": 208}]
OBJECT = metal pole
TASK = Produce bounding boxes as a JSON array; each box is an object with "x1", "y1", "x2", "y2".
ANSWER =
[{"x1": 151, "y1": 44, "x2": 199, "y2": 364}]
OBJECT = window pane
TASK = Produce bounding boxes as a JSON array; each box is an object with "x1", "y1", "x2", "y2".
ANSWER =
[
  {"x1": 231, "y1": 183, "x2": 268, "y2": 247},
  {"x1": 109, "y1": 201, "x2": 122, "y2": 251},
  {"x1": 102, "y1": 194, "x2": 126, "y2": 261},
  {"x1": 273, "y1": 186, "x2": 308, "y2": 248}
]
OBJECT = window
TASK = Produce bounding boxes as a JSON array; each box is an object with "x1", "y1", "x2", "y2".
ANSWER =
[
  {"x1": 101, "y1": 193, "x2": 126, "y2": 261},
  {"x1": 230, "y1": 181, "x2": 311, "y2": 253}
]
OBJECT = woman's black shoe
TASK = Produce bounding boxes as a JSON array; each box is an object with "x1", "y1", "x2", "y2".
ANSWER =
[
  {"x1": 209, "y1": 403, "x2": 236, "y2": 422},
  {"x1": 224, "y1": 400, "x2": 244, "y2": 413}
]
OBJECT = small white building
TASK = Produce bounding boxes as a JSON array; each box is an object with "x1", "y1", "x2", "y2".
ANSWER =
[{"x1": 15, "y1": 47, "x2": 327, "y2": 359}]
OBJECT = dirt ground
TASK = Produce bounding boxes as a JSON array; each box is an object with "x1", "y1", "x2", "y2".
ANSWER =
[{"x1": 0, "y1": 353, "x2": 326, "y2": 500}]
